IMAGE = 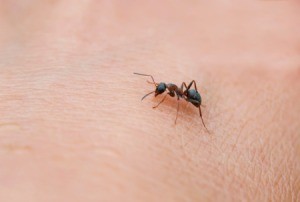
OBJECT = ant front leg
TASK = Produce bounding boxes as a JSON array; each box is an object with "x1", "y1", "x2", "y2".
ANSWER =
[{"x1": 153, "y1": 94, "x2": 168, "y2": 108}]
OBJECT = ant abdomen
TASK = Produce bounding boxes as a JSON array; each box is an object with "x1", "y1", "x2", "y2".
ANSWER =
[{"x1": 187, "y1": 89, "x2": 202, "y2": 107}]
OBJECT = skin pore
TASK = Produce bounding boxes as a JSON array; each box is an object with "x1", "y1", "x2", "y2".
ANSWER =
[{"x1": 0, "y1": 1, "x2": 299, "y2": 201}]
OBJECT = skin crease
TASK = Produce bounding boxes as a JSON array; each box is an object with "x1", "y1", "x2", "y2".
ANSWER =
[{"x1": 0, "y1": 0, "x2": 300, "y2": 201}]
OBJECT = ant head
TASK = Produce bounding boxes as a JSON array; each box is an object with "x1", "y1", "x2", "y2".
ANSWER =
[
  {"x1": 186, "y1": 89, "x2": 202, "y2": 107},
  {"x1": 155, "y1": 82, "x2": 167, "y2": 96}
]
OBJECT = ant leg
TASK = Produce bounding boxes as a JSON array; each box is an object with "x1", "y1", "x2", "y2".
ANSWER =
[
  {"x1": 180, "y1": 82, "x2": 188, "y2": 92},
  {"x1": 175, "y1": 100, "x2": 180, "y2": 124},
  {"x1": 199, "y1": 106, "x2": 209, "y2": 132},
  {"x1": 153, "y1": 94, "x2": 168, "y2": 108},
  {"x1": 180, "y1": 82, "x2": 189, "y2": 101},
  {"x1": 134, "y1": 72, "x2": 157, "y2": 87},
  {"x1": 175, "y1": 95, "x2": 181, "y2": 124},
  {"x1": 185, "y1": 80, "x2": 198, "y2": 92},
  {"x1": 183, "y1": 81, "x2": 192, "y2": 94},
  {"x1": 192, "y1": 80, "x2": 198, "y2": 91},
  {"x1": 141, "y1": 91, "x2": 155, "y2": 101}
]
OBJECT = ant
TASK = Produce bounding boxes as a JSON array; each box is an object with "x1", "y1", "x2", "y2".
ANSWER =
[{"x1": 134, "y1": 72, "x2": 208, "y2": 131}]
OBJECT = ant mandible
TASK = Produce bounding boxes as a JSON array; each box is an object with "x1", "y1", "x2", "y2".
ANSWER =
[{"x1": 134, "y1": 72, "x2": 208, "y2": 131}]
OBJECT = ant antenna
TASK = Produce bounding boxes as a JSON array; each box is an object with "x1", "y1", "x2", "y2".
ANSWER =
[
  {"x1": 147, "y1": 80, "x2": 156, "y2": 85},
  {"x1": 134, "y1": 73, "x2": 157, "y2": 87},
  {"x1": 141, "y1": 91, "x2": 155, "y2": 101}
]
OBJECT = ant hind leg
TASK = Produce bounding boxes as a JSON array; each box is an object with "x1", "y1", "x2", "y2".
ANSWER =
[
  {"x1": 175, "y1": 100, "x2": 180, "y2": 124},
  {"x1": 183, "y1": 80, "x2": 197, "y2": 95},
  {"x1": 199, "y1": 106, "x2": 209, "y2": 133},
  {"x1": 186, "y1": 80, "x2": 198, "y2": 92},
  {"x1": 180, "y1": 82, "x2": 188, "y2": 92}
]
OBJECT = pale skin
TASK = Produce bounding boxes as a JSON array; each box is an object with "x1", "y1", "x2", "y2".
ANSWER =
[{"x1": 0, "y1": 1, "x2": 300, "y2": 201}]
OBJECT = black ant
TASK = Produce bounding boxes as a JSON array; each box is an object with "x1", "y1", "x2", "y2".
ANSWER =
[{"x1": 134, "y1": 72, "x2": 208, "y2": 131}]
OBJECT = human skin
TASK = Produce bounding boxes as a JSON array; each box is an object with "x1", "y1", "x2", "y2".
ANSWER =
[{"x1": 0, "y1": 0, "x2": 300, "y2": 201}]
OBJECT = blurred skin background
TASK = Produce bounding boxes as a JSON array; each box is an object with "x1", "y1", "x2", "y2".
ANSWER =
[{"x1": 0, "y1": 0, "x2": 300, "y2": 201}]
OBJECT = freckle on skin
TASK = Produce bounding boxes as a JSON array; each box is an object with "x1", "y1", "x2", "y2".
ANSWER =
[
  {"x1": 0, "y1": 123, "x2": 21, "y2": 131},
  {"x1": 2, "y1": 144, "x2": 33, "y2": 152}
]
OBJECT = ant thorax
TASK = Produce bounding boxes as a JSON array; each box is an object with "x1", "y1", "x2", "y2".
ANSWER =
[
  {"x1": 167, "y1": 83, "x2": 182, "y2": 97},
  {"x1": 166, "y1": 83, "x2": 177, "y2": 91}
]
